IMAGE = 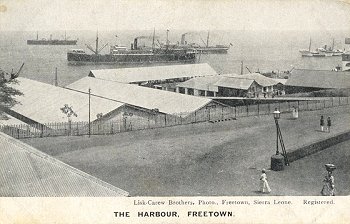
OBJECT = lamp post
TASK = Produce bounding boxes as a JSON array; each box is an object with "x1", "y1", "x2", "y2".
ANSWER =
[
  {"x1": 273, "y1": 108, "x2": 281, "y2": 155},
  {"x1": 88, "y1": 88, "x2": 91, "y2": 137},
  {"x1": 271, "y1": 108, "x2": 289, "y2": 171}
]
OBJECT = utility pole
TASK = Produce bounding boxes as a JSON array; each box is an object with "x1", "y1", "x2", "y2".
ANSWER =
[
  {"x1": 152, "y1": 28, "x2": 155, "y2": 52},
  {"x1": 241, "y1": 61, "x2": 244, "y2": 75},
  {"x1": 54, "y1": 67, "x2": 58, "y2": 86},
  {"x1": 88, "y1": 88, "x2": 91, "y2": 137},
  {"x1": 206, "y1": 31, "x2": 210, "y2": 47},
  {"x1": 166, "y1": 29, "x2": 169, "y2": 51}
]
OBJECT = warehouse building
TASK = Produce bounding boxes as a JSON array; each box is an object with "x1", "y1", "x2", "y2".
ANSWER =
[
  {"x1": 176, "y1": 75, "x2": 260, "y2": 97},
  {"x1": 66, "y1": 77, "x2": 226, "y2": 122},
  {"x1": 6, "y1": 78, "x2": 125, "y2": 125},
  {"x1": 285, "y1": 69, "x2": 350, "y2": 94},
  {"x1": 176, "y1": 73, "x2": 286, "y2": 98},
  {"x1": 0, "y1": 132, "x2": 128, "y2": 196},
  {"x1": 88, "y1": 63, "x2": 217, "y2": 91}
]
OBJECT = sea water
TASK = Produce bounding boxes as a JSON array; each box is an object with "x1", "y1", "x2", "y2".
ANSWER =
[{"x1": 0, "y1": 29, "x2": 349, "y2": 86}]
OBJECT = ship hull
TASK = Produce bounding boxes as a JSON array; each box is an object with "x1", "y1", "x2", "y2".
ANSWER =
[
  {"x1": 342, "y1": 53, "x2": 350, "y2": 71},
  {"x1": 67, "y1": 51, "x2": 196, "y2": 64},
  {"x1": 193, "y1": 47, "x2": 229, "y2": 54},
  {"x1": 27, "y1": 40, "x2": 77, "y2": 45}
]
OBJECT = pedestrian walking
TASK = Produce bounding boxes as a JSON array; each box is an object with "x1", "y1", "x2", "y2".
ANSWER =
[
  {"x1": 260, "y1": 169, "x2": 271, "y2": 193},
  {"x1": 321, "y1": 164, "x2": 336, "y2": 196},
  {"x1": 327, "y1": 117, "x2": 331, "y2": 133},
  {"x1": 320, "y1": 115, "x2": 325, "y2": 132},
  {"x1": 292, "y1": 106, "x2": 298, "y2": 119}
]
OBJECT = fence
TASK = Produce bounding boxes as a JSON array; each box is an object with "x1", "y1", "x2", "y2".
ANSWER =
[{"x1": 1, "y1": 97, "x2": 349, "y2": 139}]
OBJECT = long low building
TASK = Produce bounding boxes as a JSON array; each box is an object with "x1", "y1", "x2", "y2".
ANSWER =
[
  {"x1": 66, "y1": 76, "x2": 223, "y2": 116},
  {"x1": 176, "y1": 73, "x2": 286, "y2": 97},
  {"x1": 88, "y1": 63, "x2": 218, "y2": 85},
  {"x1": 285, "y1": 69, "x2": 350, "y2": 94},
  {"x1": 0, "y1": 132, "x2": 128, "y2": 196},
  {"x1": 7, "y1": 78, "x2": 125, "y2": 124}
]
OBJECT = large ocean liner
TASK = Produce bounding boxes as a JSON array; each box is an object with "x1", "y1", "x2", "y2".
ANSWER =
[
  {"x1": 27, "y1": 32, "x2": 77, "y2": 45},
  {"x1": 67, "y1": 32, "x2": 196, "y2": 64}
]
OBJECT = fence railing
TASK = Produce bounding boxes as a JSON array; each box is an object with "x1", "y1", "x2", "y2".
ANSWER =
[{"x1": 1, "y1": 97, "x2": 349, "y2": 139}]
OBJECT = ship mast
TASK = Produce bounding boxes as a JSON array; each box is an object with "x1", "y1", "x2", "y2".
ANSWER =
[
  {"x1": 96, "y1": 31, "x2": 99, "y2": 55},
  {"x1": 152, "y1": 28, "x2": 155, "y2": 52},
  {"x1": 206, "y1": 31, "x2": 209, "y2": 48},
  {"x1": 332, "y1": 38, "x2": 335, "y2": 51},
  {"x1": 166, "y1": 29, "x2": 169, "y2": 51},
  {"x1": 85, "y1": 30, "x2": 108, "y2": 55},
  {"x1": 308, "y1": 38, "x2": 312, "y2": 52},
  {"x1": 36, "y1": 31, "x2": 38, "y2": 40}
]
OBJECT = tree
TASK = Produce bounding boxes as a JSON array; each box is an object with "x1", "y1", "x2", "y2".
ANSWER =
[{"x1": 0, "y1": 69, "x2": 23, "y2": 119}]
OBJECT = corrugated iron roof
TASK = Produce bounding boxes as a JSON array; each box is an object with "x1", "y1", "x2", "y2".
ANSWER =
[
  {"x1": 10, "y1": 78, "x2": 124, "y2": 123},
  {"x1": 177, "y1": 75, "x2": 255, "y2": 90},
  {"x1": 0, "y1": 132, "x2": 128, "y2": 196},
  {"x1": 224, "y1": 73, "x2": 280, "y2": 87},
  {"x1": 214, "y1": 77, "x2": 255, "y2": 90},
  {"x1": 89, "y1": 63, "x2": 217, "y2": 83},
  {"x1": 286, "y1": 69, "x2": 350, "y2": 89},
  {"x1": 273, "y1": 78, "x2": 288, "y2": 85},
  {"x1": 0, "y1": 114, "x2": 28, "y2": 126},
  {"x1": 177, "y1": 76, "x2": 221, "y2": 92},
  {"x1": 66, "y1": 77, "x2": 213, "y2": 115}
]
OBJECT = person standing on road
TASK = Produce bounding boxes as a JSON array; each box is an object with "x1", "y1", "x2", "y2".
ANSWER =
[
  {"x1": 320, "y1": 115, "x2": 325, "y2": 132},
  {"x1": 260, "y1": 169, "x2": 271, "y2": 193},
  {"x1": 292, "y1": 106, "x2": 298, "y2": 119},
  {"x1": 327, "y1": 117, "x2": 331, "y2": 133},
  {"x1": 321, "y1": 171, "x2": 335, "y2": 196}
]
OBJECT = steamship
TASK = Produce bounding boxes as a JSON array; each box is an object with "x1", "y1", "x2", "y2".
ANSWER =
[
  {"x1": 299, "y1": 38, "x2": 344, "y2": 57},
  {"x1": 67, "y1": 33, "x2": 196, "y2": 64},
  {"x1": 178, "y1": 31, "x2": 231, "y2": 54},
  {"x1": 27, "y1": 32, "x2": 77, "y2": 45}
]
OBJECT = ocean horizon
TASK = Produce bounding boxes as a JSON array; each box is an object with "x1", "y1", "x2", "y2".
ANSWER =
[{"x1": 1, "y1": 29, "x2": 349, "y2": 86}]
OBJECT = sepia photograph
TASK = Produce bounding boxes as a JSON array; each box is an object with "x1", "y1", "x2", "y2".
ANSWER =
[{"x1": 0, "y1": 0, "x2": 350, "y2": 223}]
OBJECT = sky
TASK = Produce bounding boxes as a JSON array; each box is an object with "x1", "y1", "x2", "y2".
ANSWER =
[{"x1": 0, "y1": 0, "x2": 350, "y2": 31}]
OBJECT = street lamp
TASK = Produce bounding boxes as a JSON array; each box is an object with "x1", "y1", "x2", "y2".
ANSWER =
[
  {"x1": 273, "y1": 108, "x2": 281, "y2": 155},
  {"x1": 270, "y1": 108, "x2": 289, "y2": 171}
]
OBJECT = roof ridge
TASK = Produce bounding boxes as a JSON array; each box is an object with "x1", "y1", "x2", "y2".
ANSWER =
[{"x1": 0, "y1": 132, "x2": 129, "y2": 196}]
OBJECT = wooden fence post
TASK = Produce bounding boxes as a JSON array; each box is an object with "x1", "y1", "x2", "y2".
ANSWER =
[{"x1": 331, "y1": 97, "x2": 333, "y2": 107}]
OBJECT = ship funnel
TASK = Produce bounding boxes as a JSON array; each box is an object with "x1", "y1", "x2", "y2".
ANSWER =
[
  {"x1": 181, "y1": 34, "x2": 186, "y2": 45},
  {"x1": 134, "y1": 38, "x2": 138, "y2": 50}
]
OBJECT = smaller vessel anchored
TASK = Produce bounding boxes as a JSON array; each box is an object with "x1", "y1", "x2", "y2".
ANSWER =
[
  {"x1": 179, "y1": 31, "x2": 232, "y2": 54},
  {"x1": 299, "y1": 38, "x2": 344, "y2": 57},
  {"x1": 27, "y1": 31, "x2": 78, "y2": 45}
]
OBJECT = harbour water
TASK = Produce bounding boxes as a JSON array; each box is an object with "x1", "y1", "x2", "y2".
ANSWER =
[{"x1": 0, "y1": 29, "x2": 349, "y2": 86}]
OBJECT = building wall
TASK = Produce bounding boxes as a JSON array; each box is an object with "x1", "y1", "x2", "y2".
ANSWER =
[
  {"x1": 285, "y1": 86, "x2": 326, "y2": 94},
  {"x1": 98, "y1": 105, "x2": 158, "y2": 131},
  {"x1": 180, "y1": 100, "x2": 229, "y2": 122},
  {"x1": 247, "y1": 82, "x2": 263, "y2": 97}
]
